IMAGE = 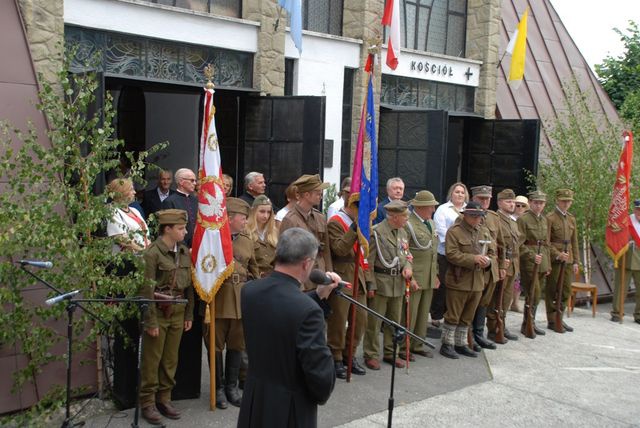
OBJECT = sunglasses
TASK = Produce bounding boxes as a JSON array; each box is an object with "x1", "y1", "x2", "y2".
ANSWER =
[{"x1": 516, "y1": 204, "x2": 527, "y2": 208}]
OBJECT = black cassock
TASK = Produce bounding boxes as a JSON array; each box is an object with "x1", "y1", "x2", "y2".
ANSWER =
[{"x1": 238, "y1": 271, "x2": 335, "y2": 428}]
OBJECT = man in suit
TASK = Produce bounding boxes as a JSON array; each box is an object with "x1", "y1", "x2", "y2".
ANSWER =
[
  {"x1": 161, "y1": 168, "x2": 198, "y2": 247},
  {"x1": 142, "y1": 169, "x2": 175, "y2": 219},
  {"x1": 239, "y1": 228, "x2": 338, "y2": 428},
  {"x1": 373, "y1": 177, "x2": 405, "y2": 225},
  {"x1": 239, "y1": 171, "x2": 266, "y2": 206}
]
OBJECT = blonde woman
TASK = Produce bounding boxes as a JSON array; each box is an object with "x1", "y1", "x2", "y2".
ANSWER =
[
  {"x1": 106, "y1": 177, "x2": 150, "y2": 255},
  {"x1": 247, "y1": 195, "x2": 278, "y2": 277}
]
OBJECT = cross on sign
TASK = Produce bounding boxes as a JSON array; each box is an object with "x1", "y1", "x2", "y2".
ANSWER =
[{"x1": 465, "y1": 67, "x2": 474, "y2": 81}]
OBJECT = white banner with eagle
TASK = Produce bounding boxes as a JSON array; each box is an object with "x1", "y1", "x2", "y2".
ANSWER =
[{"x1": 191, "y1": 82, "x2": 234, "y2": 304}]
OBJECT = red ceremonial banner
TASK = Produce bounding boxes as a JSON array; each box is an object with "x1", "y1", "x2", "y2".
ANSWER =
[{"x1": 606, "y1": 131, "x2": 633, "y2": 267}]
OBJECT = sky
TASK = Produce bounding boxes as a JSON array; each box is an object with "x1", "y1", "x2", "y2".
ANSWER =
[{"x1": 549, "y1": 0, "x2": 639, "y2": 71}]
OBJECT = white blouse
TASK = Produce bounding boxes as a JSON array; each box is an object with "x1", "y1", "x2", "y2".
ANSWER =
[
  {"x1": 433, "y1": 201, "x2": 466, "y2": 255},
  {"x1": 107, "y1": 206, "x2": 149, "y2": 254}
]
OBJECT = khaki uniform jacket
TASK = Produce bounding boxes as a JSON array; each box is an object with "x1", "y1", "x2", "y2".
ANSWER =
[
  {"x1": 405, "y1": 212, "x2": 438, "y2": 289},
  {"x1": 327, "y1": 216, "x2": 373, "y2": 295},
  {"x1": 546, "y1": 207, "x2": 580, "y2": 265},
  {"x1": 621, "y1": 240, "x2": 640, "y2": 270},
  {"x1": 497, "y1": 210, "x2": 521, "y2": 277},
  {"x1": 517, "y1": 210, "x2": 551, "y2": 273},
  {"x1": 280, "y1": 203, "x2": 333, "y2": 289},
  {"x1": 215, "y1": 232, "x2": 259, "y2": 319},
  {"x1": 483, "y1": 210, "x2": 506, "y2": 282},
  {"x1": 141, "y1": 238, "x2": 195, "y2": 329},
  {"x1": 367, "y1": 220, "x2": 413, "y2": 297},
  {"x1": 252, "y1": 236, "x2": 276, "y2": 278},
  {"x1": 445, "y1": 220, "x2": 497, "y2": 292}
]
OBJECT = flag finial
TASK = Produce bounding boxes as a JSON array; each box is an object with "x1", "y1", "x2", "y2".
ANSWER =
[{"x1": 204, "y1": 64, "x2": 215, "y2": 89}]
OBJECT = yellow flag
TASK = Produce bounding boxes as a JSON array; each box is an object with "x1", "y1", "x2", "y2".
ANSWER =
[{"x1": 508, "y1": 8, "x2": 528, "y2": 89}]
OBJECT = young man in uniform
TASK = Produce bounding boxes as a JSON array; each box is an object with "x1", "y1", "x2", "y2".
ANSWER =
[
  {"x1": 279, "y1": 174, "x2": 333, "y2": 290},
  {"x1": 546, "y1": 188, "x2": 580, "y2": 333},
  {"x1": 442, "y1": 201, "x2": 497, "y2": 359},
  {"x1": 517, "y1": 190, "x2": 551, "y2": 336},
  {"x1": 401, "y1": 190, "x2": 439, "y2": 360},
  {"x1": 363, "y1": 200, "x2": 413, "y2": 370},
  {"x1": 486, "y1": 189, "x2": 521, "y2": 339},
  {"x1": 611, "y1": 199, "x2": 640, "y2": 323}
]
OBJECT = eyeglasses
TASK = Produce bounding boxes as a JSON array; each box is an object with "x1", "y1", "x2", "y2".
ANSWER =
[
  {"x1": 516, "y1": 204, "x2": 527, "y2": 208},
  {"x1": 182, "y1": 178, "x2": 197, "y2": 183}
]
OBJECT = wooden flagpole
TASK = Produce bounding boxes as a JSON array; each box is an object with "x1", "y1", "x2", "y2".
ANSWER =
[
  {"x1": 619, "y1": 254, "x2": 626, "y2": 324},
  {"x1": 209, "y1": 301, "x2": 216, "y2": 409},
  {"x1": 346, "y1": 238, "x2": 361, "y2": 383}
]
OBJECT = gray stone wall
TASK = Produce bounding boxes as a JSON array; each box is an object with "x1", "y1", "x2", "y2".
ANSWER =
[
  {"x1": 243, "y1": 0, "x2": 286, "y2": 96},
  {"x1": 466, "y1": 0, "x2": 502, "y2": 119},
  {"x1": 17, "y1": 0, "x2": 64, "y2": 88}
]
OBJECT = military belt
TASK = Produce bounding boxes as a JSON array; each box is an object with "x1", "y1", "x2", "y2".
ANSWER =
[{"x1": 374, "y1": 266, "x2": 401, "y2": 276}]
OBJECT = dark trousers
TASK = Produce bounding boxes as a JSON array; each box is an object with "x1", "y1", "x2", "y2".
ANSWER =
[{"x1": 430, "y1": 254, "x2": 449, "y2": 320}]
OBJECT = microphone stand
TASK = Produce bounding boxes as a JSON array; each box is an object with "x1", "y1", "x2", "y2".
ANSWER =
[{"x1": 334, "y1": 290, "x2": 435, "y2": 428}]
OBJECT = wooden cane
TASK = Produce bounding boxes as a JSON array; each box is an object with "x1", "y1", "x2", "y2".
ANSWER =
[{"x1": 404, "y1": 278, "x2": 411, "y2": 373}]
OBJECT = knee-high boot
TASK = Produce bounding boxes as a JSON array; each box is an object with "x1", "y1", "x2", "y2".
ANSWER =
[
  {"x1": 215, "y1": 352, "x2": 228, "y2": 409},
  {"x1": 532, "y1": 305, "x2": 546, "y2": 335},
  {"x1": 225, "y1": 350, "x2": 243, "y2": 407},
  {"x1": 473, "y1": 307, "x2": 497, "y2": 348}
]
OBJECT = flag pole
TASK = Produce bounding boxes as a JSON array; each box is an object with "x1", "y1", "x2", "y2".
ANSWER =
[
  {"x1": 620, "y1": 255, "x2": 626, "y2": 324},
  {"x1": 346, "y1": 237, "x2": 361, "y2": 383},
  {"x1": 209, "y1": 302, "x2": 216, "y2": 409}
]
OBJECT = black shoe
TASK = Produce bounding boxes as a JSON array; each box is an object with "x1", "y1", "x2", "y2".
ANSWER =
[
  {"x1": 344, "y1": 358, "x2": 366, "y2": 375},
  {"x1": 334, "y1": 361, "x2": 347, "y2": 379},
  {"x1": 471, "y1": 341, "x2": 482, "y2": 352},
  {"x1": 610, "y1": 315, "x2": 621, "y2": 322},
  {"x1": 215, "y1": 387, "x2": 228, "y2": 409},
  {"x1": 562, "y1": 321, "x2": 574, "y2": 332},
  {"x1": 635, "y1": 319, "x2": 640, "y2": 324},
  {"x1": 475, "y1": 334, "x2": 497, "y2": 349},
  {"x1": 547, "y1": 322, "x2": 565, "y2": 333},
  {"x1": 454, "y1": 345, "x2": 478, "y2": 358},
  {"x1": 440, "y1": 344, "x2": 459, "y2": 359},
  {"x1": 504, "y1": 329, "x2": 518, "y2": 341},
  {"x1": 533, "y1": 323, "x2": 546, "y2": 335}
]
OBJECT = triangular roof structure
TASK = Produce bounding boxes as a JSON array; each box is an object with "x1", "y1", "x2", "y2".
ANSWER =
[{"x1": 496, "y1": 0, "x2": 621, "y2": 150}]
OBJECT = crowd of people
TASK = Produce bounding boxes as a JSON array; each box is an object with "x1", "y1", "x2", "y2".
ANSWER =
[{"x1": 105, "y1": 168, "x2": 631, "y2": 427}]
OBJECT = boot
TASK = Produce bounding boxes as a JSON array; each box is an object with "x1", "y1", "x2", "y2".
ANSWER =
[
  {"x1": 454, "y1": 326, "x2": 477, "y2": 358},
  {"x1": 503, "y1": 314, "x2": 518, "y2": 340},
  {"x1": 215, "y1": 352, "x2": 228, "y2": 409},
  {"x1": 239, "y1": 351, "x2": 249, "y2": 389},
  {"x1": 225, "y1": 350, "x2": 243, "y2": 407},
  {"x1": 473, "y1": 307, "x2": 497, "y2": 349},
  {"x1": 532, "y1": 305, "x2": 545, "y2": 335},
  {"x1": 439, "y1": 323, "x2": 459, "y2": 359}
]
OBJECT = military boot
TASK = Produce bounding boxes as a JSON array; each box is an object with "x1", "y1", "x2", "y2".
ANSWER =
[
  {"x1": 454, "y1": 326, "x2": 477, "y2": 358},
  {"x1": 225, "y1": 350, "x2": 243, "y2": 407},
  {"x1": 439, "y1": 323, "x2": 459, "y2": 359},
  {"x1": 532, "y1": 305, "x2": 545, "y2": 335},
  {"x1": 215, "y1": 352, "x2": 228, "y2": 409},
  {"x1": 473, "y1": 307, "x2": 497, "y2": 349}
]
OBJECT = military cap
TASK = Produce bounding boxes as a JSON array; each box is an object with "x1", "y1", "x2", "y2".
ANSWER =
[
  {"x1": 471, "y1": 185, "x2": 492, "y2": 197},
  {"x1": 497, "y1": 189, "x2": 516, "y2": 200},
  {"x1": 410, "y1": 190, "x2": 439, "y2": 207},
  {"x1": 252, "y1": 194, "x2": 272, "y2": 208},
  {"x1": 515, "y1": 195, "x2": 529, "y2": 207},
  {"x1": 292, "y1": 174, "x2": 330, "y2": 193},
  {"x1": 555, "y1": 188, "x2": 574, "y2": 201},
  {"x1": 462, "y1": 201, "x2": 486, "y2": 217},
  {"x1": 340, "y1": 177, "x2": 352, "y2": 193},
  {"x1": 384, "y1": 200, "x2": 408, "y2": 213},
  {"x1": 634, "y1": 199, "x2": 640, "y2": 209},
  {"x1": 157, "y1": 209, "x2": 188, "y2": 225},
  {"x1": 227, "y1": 197, "x2": 250, "y2": 216},
  {"x1": 527, "y1": 190, "x2": 546, "y2": 201}
]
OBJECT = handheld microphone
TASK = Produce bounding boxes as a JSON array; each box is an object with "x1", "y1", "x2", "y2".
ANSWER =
[
  {"x1": 309, "y1": 269, "x2": 352, "y2": 291},
  {"x1": 45, "y1": 290, "x2": 81, "y2": 306},
  {"x1": 18, "y1": 260, "x2": 53, "y2": 269}
]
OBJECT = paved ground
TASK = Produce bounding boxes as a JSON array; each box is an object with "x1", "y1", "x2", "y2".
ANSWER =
[{"x1": 79, "y1": 300, "x2": 640, "y2": 428}]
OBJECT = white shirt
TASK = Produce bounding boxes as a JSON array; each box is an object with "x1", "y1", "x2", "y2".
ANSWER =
[
  {"x1": 157, "y1": 187, "x2": 171, "y2": 202},
  {"x1": 327, "y1": 198, "x2": 345, "y2": 220},
  {"x1": 433, "y1": 201, "x2": 466, "y2": 255},
  {"x1": 275, "y1": 206, "x2": 290, "y2": 222},
  {"x1": 107, "y1": 207, "x2": 149, "y2": 254}
]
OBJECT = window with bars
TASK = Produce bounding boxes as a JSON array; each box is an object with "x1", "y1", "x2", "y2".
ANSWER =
[
  {"x1": 380, "y1": 74, "x2": 474, "y2": 113},
  {"x1": 146, "y1": 0, "x2": 241, "y2": 18},
  {"x1": 301, "y1": 0, "x2": 344, "y2": 36},
  {"x1": 399, "y1": 0, "x2": 467, "y2": 57}
]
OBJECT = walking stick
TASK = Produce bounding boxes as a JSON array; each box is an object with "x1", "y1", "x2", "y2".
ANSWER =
[
  {"x1": 494, "y1": 247, "x2": 511, "y2": 343},
  {"x1": 554, "y1": 240, "x2": 569, "y2": 333},
  {"x1": 524, "y1": 241, "x2": 542, "y2": 338},
  {"x1": 346, "y1": 237, "x2": 361, "y2": 383},
  {"x1": 404, "y1": 278, "x2": 411, "y2": 373}
]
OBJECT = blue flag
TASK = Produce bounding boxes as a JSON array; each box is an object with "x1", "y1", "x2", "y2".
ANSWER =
[{"x1": 279, "y1": 0, "x2": 302, "y2": 54}]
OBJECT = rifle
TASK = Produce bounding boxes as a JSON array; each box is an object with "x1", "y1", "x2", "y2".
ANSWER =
[
  {"x1": 404, "y1": 278, "x2": 411, "y2": 373},
  {"x1": 554, "y1": 240, "x2": 569, "y2": 333},
  {"x1": 523, "y1": 241, "x2": 542, "y2": 339},
  {"x1": 494, "y1": 246, "x2": 511, "y2": 343}
]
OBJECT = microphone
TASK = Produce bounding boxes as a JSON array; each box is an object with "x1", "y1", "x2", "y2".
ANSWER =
[
  {"x1": 18, "y1": 260, "x2": 53, "y2": 269},
  {"x1": 309, "y1": 269, "x2": 352, "y2": 291},
  {"x1": 45, "y1": 290, "x2": 81, "y2": 306}
]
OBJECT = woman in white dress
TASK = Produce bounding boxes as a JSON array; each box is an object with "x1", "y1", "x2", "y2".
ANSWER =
[{"x1": 106, "y1": 178, "x2": 150, "y2": 258}]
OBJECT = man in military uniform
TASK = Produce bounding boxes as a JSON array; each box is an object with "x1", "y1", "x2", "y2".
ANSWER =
[
  {"x1": 139, "y1": 209, "x2": 194, "y2": 425},
  {"x1": 517, "y1": 190, "x2": 551, "y2": 336},
  {"x1": 487, "y1": 189, "x2": 521, "y2": 339},
  {"x1": 401, "y1": 190, "x2": 439, "y2": 360},
  {"x1": 205, "y1": 197, "x2": 259, "y2": 409},
  {"x1": 363, "y1": 200, "x2": 413, "y2": 370},
  {"x1": 546, "y1": 189, "x2": 580, "y2": 332},
  {"x1": 279, "y1": 174, "x2": 333, "y2": 290},
  {"x1": 442, "y1": 202, "x2": 497, "y2": 359},
  {"x1": 611, "y1": 199, "x2": 640, "y2": 324},
  {"x1": 326, "y1": 196, "x2": 371, "y2": 378},
  {"x1": 469, "y1": 185, "x2": 506, "y2": 348}
]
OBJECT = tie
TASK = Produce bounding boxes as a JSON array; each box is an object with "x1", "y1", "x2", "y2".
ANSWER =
[{"x1": 424, "y1": 220, "x2": 432, "y2": 233}]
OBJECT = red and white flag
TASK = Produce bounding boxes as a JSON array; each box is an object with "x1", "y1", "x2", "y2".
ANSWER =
[
  {"x1": 191, "y1": 84, "x2": 234, "y2": 303},
  {"x1": 382, "y1": 0, "x2": 401, "y2": 70}
]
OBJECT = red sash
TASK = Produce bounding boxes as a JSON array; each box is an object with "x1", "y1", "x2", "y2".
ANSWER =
[
  {"x1": 329, "y1": 212, "x2": 369, "y2": 270},
  {"x1": 123, "y1": 208, "x2": 150, "y2": 248}
]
